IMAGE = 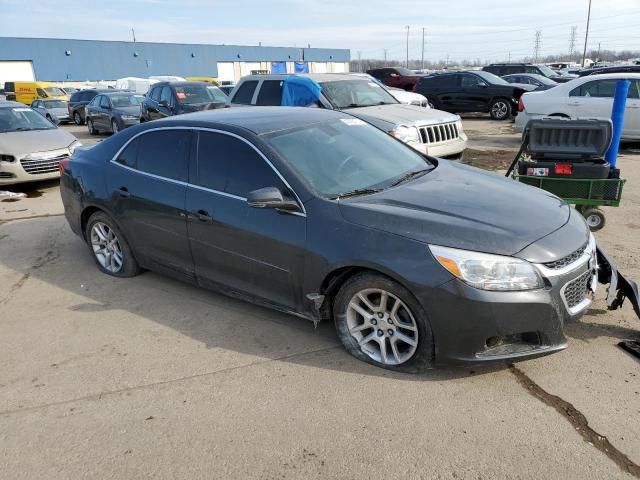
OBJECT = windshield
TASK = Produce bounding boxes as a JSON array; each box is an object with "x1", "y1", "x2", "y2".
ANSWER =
[
  {"x1": 175, "y1": 85, "x2": 227, "y2": 104},
  {"x1": 110, "y1": 94, "x2": 144, "y2": 107},
  {"x1": 0, "y1": 107, "x2": 56, "y2": 132},
  {"x1": 474, "y1": 71, "x2": 510, "y2": 86},
  {"x1": 266, "y1": 118, "x2": 432, "y2": 197},
  {"x1": 537, "y1": 65, "x2": 558, "y2": 77},
  {"x1": 44, "y1": 87, "x2": 65, "y2": 97},
  {"x1": 42, "y1": 100, "x2": 67, "y2": 108},
  {"x1": 319, "y1": 80, "x2": 399, "y2": 109}
]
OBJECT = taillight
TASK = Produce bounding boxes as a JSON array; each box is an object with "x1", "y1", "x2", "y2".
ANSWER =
[
  {"x1": 518, "y1": 98, "x2": 524, "y2": 112},
  {"x1": 554, "y1": 163, "x2": 572, "y2": 175},
  {"x1": 59, "y1": 158, "x2": 71, "y2": 175}
]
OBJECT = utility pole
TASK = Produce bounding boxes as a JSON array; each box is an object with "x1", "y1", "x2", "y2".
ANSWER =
[
  {"x1": 421, "y1": 27, "x2": 425, "y2": 70},
  {"x1": 131, "y1": 28, "x2": 136, "y2": 42},
  {"x1": 581, "y1": 0, "x2": 592, "y2": 67},
  {"x1": 508, "y1": 51, "x2": 511, "y2": 62},
  {"x1": 597, "y1": 42, "x2": 601, "y2": 61},
  {"x1": 405, "y1": 25, "x2": 410, "y2": 68},
  {"x1": 383, "y1": 49, "x2": 388, "y2": 62},
  {"x1": 357, "y1": 51, "x2": 362, "y2": 72},
  {"x1": 569, "y1": 26, "x2": 577, "y2": 61},
  {"x1": 533, "y1": 30, "x2": 542, "y2": 63}
]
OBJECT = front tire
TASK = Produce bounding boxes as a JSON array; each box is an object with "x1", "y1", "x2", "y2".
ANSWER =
[
  {"x1": 86, "y1": 212, "x2": 140, "y2": 277},
  {"x1": 333, "y1": 273, "x2": 434, "y2": 372},
  {"x1": 489, "y1": 98, "x2": 512, "y2": 120},
  {"x1": 87, "y1": 118, "x2": 98, "y2": 135},
  {"x1": 111, "y1": 119, "x2": 119, "y2": 134},
  {"x1": 74, "y1": 111, "x2": 83, "y2": 125}
]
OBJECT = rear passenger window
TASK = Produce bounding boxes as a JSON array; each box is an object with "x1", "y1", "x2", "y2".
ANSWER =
[
  {"x1": 231, "y1": 81, "x2": 259, "y2": 105},
  {"x1": 196, "y1": 131, "x2": 284, "y2": 197},
  {"x1": 256, "y1": 80, "x2": 283, "y2": 106},
  {"x1": 116, "y1": 137, "x2": 139, "y2": 168},
  {"x1": 136, "y1": 130, "x2": 190, "y2": 181}
]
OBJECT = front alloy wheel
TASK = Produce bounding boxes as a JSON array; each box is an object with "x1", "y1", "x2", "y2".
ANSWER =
[
  {"x1": 490, "y1": 99, "x2": 511, "y2": 120},
  {"x1": 90, "y1": 222, "x2": 124, "y2": 273},
  {"x1": 334, "y1": 273, "x2": 433, "y2": 372},
  {"x1": 346, "y1": 288, "x2": 419, "y2": 365}
]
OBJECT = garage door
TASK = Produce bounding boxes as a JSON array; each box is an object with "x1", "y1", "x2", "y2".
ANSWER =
[
  {"x1": 0, "y1": 61, "x2": 35, "y2": 89},
  {"x1": 216, "y1": 62, "x2": 236, "y2": 83}
]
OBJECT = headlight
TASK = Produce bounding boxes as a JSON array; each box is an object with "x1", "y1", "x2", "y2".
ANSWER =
[
  {"x1": 121, "y1": 114, "x2": 139, "y2": 120},
  {"x1": 429, "y1": 245, "x2": 543, "y2": 291},
  {"x1": 390, "y1": 125, "x2": 420, "y2": 144},
  {"x1": 455, "y1": 118, "x2": 464, "y2": 134},
  {"x1": 68, "y1": 140, "x2": 82, "y2": 155}
]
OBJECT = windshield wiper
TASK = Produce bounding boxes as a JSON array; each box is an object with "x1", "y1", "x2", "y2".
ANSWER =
[
  {"x1": 330, "y1": 187, "x2": 383, "y2": 200},
  {"x1": 390, "y1": 168, "x2": 431, "y2": 187}
]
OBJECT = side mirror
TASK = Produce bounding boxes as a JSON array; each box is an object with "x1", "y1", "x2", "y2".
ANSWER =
[{"x1": 247, "y1": 187, "x2": 301, "y2": 212}]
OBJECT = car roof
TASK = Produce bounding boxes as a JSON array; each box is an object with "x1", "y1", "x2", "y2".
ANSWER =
[
  {"x1": 151, "y1": 81, "x2": 209, "y2": 87},
  {"x1": 0, "y1": 101, "x2": 29, "y2": 108},
  {"x1": 238, "y1": 73, "x2": 369, "y2": 83},
  {"x1": 577, "y1": 72, "x2": 640, "y2": 80},
  {"x1": 154, "y1": 106, "x2": 351, "y2": 135},
  {"x1": 101, "y1": 91, "x2": 141, "y2": 96}
]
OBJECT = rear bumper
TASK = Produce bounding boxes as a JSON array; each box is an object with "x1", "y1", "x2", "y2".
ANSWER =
[{"x1": 515, "y1": 111, "x2": 543, "y2": 132}]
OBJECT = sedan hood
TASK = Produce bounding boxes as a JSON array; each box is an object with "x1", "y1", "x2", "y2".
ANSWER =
[
  {"x1": 0, "y1": 128, "x2": 76, "y2": 157},
  {"x1": 348, "y1": 104, "x2": 458, "y2": 127},
  {"x1": 339, "y1": 160, "x2": 571, "y2": 256}
]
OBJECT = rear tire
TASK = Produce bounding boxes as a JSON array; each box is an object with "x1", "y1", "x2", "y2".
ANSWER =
[
  {"x1": 111, "y1": 119, "x2": 119, "y2": 134},
  {"x1": 73, "y1": 111, "x2": 83, "y2": 125},
  {"x1": 489, "y1": 98, "x2": 512, "y2": 120},
  {"x1": 86, "y1": 211, "x2": 141, "y2": 277},
  {"x1": 580, "y1": 207, "x2": 606, "y2": 231},
  {"x1": 333, "y1": 272, "x2": 434, "y2": 373}
]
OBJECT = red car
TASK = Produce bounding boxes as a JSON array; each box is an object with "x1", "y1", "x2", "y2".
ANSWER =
[{"x1": 367, "y1": 67, "x2": 424, "y2": 91}]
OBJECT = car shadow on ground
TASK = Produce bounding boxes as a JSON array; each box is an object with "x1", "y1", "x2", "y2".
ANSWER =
[{"x1": 0, "y1": 216, "x2": 512, "y2": 383}]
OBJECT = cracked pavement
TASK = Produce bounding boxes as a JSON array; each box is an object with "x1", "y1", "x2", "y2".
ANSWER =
[{"x1": 1, "y1": 121, "x2": 639, "y2": 479}]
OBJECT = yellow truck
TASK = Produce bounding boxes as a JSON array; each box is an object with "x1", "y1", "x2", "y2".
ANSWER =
[{"x1": 5, "y1": 81, "x2": 68, "y2": 104}]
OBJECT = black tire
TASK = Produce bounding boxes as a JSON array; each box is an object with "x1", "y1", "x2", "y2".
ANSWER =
[
  {"x1": 489, "y1": 98, "x2": 512, "y2": 120},
  {"x1": 85, "y1": 211, "x2": 141, "y2": 277},
  {"x1": 111, "y1": 119, "x2": 119, "y2": 134},
  {"x1": 73, "y1": 111, "x2": 83, "y2": 125},
  {"x1": 403, "y1": 84, "x2": 414, "y2": 91},
  {"x1": 87, "y1": 118, "x2": 98, "y2": 135},
  {"x1": 580, "y1": 207, "x2": 606, "y2": 231},
  {"x1": 333, "y1": 272, "x2": 434, "y2": 373}
]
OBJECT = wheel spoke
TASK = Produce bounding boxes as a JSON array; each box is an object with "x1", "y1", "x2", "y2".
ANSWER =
[
  {"x1": 378, "y1": 336, "x2": 389, "y2": 363},
  {"x1": 93, "y1": 224, "x2": 108, "y2": 242},
  {"x1": 349, "y1": 302, "x2": 372, "y2": 320},
  {"x1": 390, "y1": 338, "x2": 402, "y2": 363},
  {"x1": 394, "y1": 331, "x2": 417, "y2": 347},
  {"x1": 379, "y1": 291, "x2": 389, "y2": 311},
  {"x1": 358, "y1": 331, "x2": 377, "y2": 347},
  {"x1": 349, "y1": 322, "x2": 370, "y2": 334},
  {"x1": 357, "y1": 293, "x2": 377, "y2": 312}
]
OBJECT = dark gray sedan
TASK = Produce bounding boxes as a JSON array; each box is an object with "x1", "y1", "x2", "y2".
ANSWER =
[
  {"x1": 86, "y1": 92, "x2": 144, "y2": 135},
  {"x1": 31, "y1": 99, "x2": 70, "y2": 123},
  {"x1": 502, "y1": 73, "x2": 558, "y2": 91},
  {"x1": 59, "y1": 107, "x2": 639, "y2": 372}
]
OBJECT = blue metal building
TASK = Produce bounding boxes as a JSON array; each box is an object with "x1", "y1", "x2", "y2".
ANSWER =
[{"x1": 0, "y1": 37, "x2": 350, "y2": 81}]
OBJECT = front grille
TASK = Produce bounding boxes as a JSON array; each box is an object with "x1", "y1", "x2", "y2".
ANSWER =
[
  {"x1": 418, "y1": 122, "x2": 459, "y2": 144},
  {"x1": 563, "y1": 270, "x2": 591, "y2": 310},
  {"x1": 543, "y1": 243, "x2": 587, "y2": 270},
  {"x1": 20, "y1": 154, "x2": 67, "y2": 175}
]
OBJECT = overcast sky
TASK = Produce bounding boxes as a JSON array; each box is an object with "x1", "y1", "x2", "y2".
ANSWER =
[{"x1": 1, "y1": 0, "x2": 639, "y2": 62}]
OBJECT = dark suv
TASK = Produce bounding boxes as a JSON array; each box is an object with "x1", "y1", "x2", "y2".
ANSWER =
[
  {"x1": 68, "y1": 89, "x2": 115, "y2": 125},
  {"x1": 141, "y1": 81, "x2": 227, "y2": 121},
  {"x1": 414, "y1": 71, "x2": 527, "y2": 120},
  {"x1": 367, "y1": 67, "x2": 424, "y2": 91},
  {"x1": 482, "y1": 63, "x2": 574, "y2": 83}
]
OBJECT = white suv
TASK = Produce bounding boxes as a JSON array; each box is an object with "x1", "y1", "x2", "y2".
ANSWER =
[{"x1": 228, "y1": 74, "x2": 467, "y2": 159}]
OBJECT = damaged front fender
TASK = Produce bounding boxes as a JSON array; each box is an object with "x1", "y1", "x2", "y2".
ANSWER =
[{"x1": 596, "y1": 246, "x2": 640, "y2": 319}]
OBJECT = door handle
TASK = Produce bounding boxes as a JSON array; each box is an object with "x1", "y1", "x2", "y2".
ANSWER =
[
  {"x1": 194, "y1": 210, "x2": 212, "y2": 222},
  {"x1": 118, "y1": 187, "x2": 130, "y2": 198}
]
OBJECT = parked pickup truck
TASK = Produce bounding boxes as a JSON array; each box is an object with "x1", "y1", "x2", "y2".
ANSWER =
[
  {"x1": 228, "y1": 74, "x2": 467, "y2": 159},
  {"x1": 367, "y1": 67, "x2": 425, "y2": 91}
]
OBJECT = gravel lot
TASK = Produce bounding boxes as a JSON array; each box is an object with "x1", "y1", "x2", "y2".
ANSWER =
[{"x1": 1, "y1": 117, "x2": 639, "y2": 479}]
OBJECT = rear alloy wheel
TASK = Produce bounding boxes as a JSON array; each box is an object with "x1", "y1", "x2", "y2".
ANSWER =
[
  {"x1": 111, "y1": 119, "x2": 120, "y2": 134},
  {"x1": 87, "y1": 118, "x2": 97, "y2": 135},
  {"x1": 74, "y1": 111, "x2": 83, "y2": 125},
  {"x1": 489, "y1": 99, "x2": 512, "y2": 120},
  {"x1": 581, "y1": 207, "x2": 606, "y2": 231},
  {"x1": 334, "y1": 273, "x2": 433, "y2": 372},
  {"x1": 86, "y1": 212, "x2": 140, "y2": 277}
]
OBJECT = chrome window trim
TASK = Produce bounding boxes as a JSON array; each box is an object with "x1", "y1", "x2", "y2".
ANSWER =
[{"x1": 109, "y1": 125, "x2": 307, "y2": 216}]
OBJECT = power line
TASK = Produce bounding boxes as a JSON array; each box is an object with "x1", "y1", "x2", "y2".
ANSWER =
[{"x1": 569, "y1": 26, "x2": 577, "y2": 61}]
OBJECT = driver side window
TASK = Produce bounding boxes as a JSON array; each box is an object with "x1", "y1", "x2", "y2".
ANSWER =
[
  {"x1": 160, "y1": 87, "x2": 174, "y2": 106},
  {"x1": 100, "y1": 96, "x2": 110, "y2": 108},
  {"x1": 461, "y1": 74, "x2": 483, "y2": 88}
]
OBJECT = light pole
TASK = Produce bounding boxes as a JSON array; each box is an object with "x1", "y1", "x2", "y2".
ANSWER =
[
  {"x1": 581, "y1": 0, "x2": 592, "y2": 67},
  {"x1": 421, "y1": 28, "x2": 425, "y2": 70},
  {"x1": 405, "y1": 25, "x2": 410, "y2": 68}
]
